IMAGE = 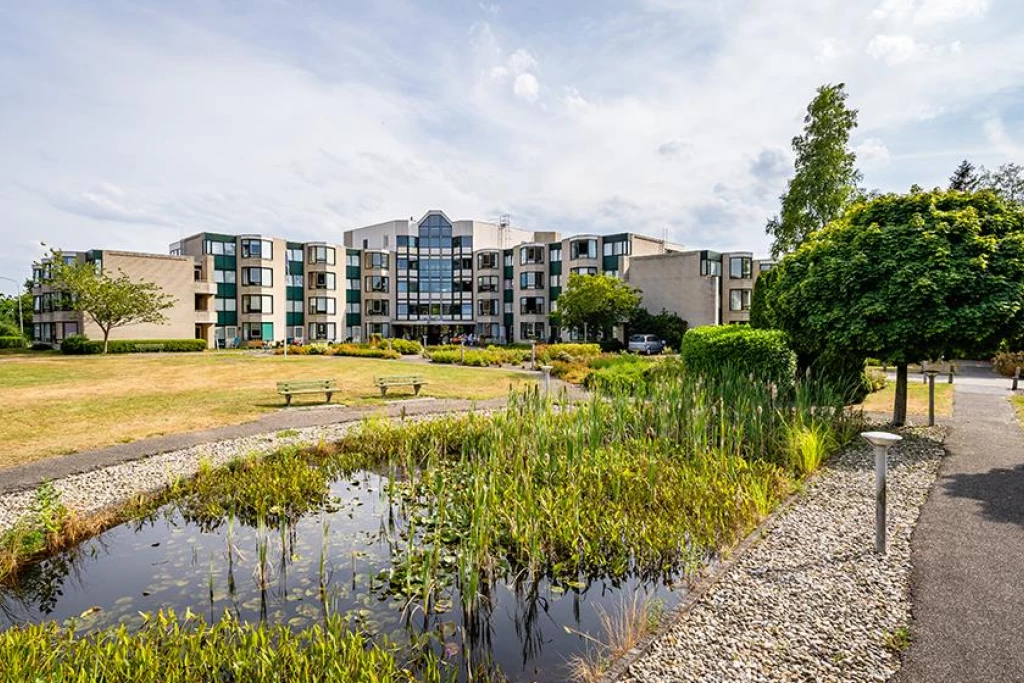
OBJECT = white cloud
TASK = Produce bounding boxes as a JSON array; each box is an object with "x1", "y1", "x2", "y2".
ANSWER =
[
  {"x1": 814, "y1": 38, "x2": 840, "y2": 65},
  {"x1": 914, "y1": 0, "x2": 990, "y2": 24},
  {"x1": 866, "y1": 34, "x2": 931, "y2": 64},
  {"x1": 855, "y1": 139, "x2": 892, "y2": 169},
  {"x1": 513, "y1": 72, "x2": 540, "y2": 103}
]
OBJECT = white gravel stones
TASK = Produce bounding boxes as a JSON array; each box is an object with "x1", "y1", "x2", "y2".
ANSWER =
[
  {"x1": 623, "y1": 427, "x2": 945, "y2": 683},
  {"x1": 0, "y1": 423, "x2": 359, "y2": 534}
]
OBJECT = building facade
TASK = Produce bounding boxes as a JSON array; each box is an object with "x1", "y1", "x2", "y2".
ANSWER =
[{"x1": 30, "y1": 210, "x2": 772, "y2": 347}]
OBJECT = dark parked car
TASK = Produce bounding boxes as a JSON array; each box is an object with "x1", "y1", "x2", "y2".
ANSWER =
[{"x1": 628, "y1": 334, "x2": 664, "y2": 355}]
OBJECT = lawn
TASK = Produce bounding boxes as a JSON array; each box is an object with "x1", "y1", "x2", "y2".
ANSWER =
[
  {"x1": 0, "y1": 351, "x2": 533, "y2": 470},
  {"x1": 860, "y1": 380, "x2": 954, "y2": 417}
]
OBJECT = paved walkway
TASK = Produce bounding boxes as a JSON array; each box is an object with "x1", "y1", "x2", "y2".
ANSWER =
[{"x1": 895, "y1": 361, "x2": 1024, "y2": 682}]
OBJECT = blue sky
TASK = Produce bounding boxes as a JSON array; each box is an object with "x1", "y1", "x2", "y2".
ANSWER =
[{"x1": 1, "y1": 0, "x2": 1022, "y2": 285}]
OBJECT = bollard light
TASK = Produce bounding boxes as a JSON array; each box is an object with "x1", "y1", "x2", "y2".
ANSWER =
[
  {"x1": 861, "y1": 431, "x2": 903, "y2": 554},
  {"x1": 925, "y1": 369, "x2": 940, "y2": 427},
  {"x1": 540, "y1": 365, "x2": 553, "y2": 395}
]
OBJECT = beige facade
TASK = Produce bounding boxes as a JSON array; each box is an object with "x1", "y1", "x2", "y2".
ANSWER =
[{"x1": 626, "y1": 251, "x2": 721, "y2": 328}]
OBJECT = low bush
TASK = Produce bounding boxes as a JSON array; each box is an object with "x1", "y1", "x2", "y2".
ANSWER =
[
  {"x1": 994, "y1": 351, "x2": 1024, "y2": 377},
  {"x1": 99, "y1": 339, "x2": 207, "y2": 354},
  {"x1": 0, "y1": 336, "x2": 27, "y2": 349},
  {"x1": 389, "y1": 338, "x2": 423, "y2": 355},
  {"x1": 599, "y1": 339, "x2": 626, "y2": 353},
  {"x1": 31, "y1": 342, "x2": 53, "y2": 351},
  {"x1": 536, "y1": 343, "x2": 601, "y2": 364},
  {"x1": 331, "y1": 344, "x2": 399, "y2": 360},
  {"x1": 549, "y1": 360, "x2": 593, "y2": 385},
  {"x1": 427, "y1": 346, "x2": 529, "y2": 366},
  {"x1": 681, "y1": 326, "x2": 796, "y2": 388},
  {"x1": 865, "y1": 368, "x2": 887, "y2": 393},
  {"x1": 60, "y1": 334, "x2": 98, "y2": 355}
]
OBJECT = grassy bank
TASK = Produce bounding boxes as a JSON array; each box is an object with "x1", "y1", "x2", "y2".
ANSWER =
[
  {"x1": 0, "y1": 352, "x2": 531, "y2": 469},
  {"x1": 860, "y1": 380, "x2": 954, "y2": 417}
]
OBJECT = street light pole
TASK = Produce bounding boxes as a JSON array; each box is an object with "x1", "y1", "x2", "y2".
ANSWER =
[{"x1": 0, "y1": 276, "x2": 24, "y2": 337}]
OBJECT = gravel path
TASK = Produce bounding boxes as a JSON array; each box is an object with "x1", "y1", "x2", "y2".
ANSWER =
[{"x1": 622, "y1": 427, "x2": 945, "y2": 683}]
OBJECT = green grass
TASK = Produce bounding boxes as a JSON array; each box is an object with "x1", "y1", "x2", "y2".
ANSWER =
[
  {"x1": 860, "y1": 380, "x2": 954, "y2": 417},
  {"x1": 0, "y1": 352, "x2": 532, "y2": 469}
]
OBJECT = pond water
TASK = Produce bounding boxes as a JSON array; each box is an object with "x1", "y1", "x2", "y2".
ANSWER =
[{"x1": 0, "y1": 471, "x2": 681, "y2": 681}]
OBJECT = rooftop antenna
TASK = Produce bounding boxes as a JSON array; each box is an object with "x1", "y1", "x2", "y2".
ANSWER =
[
  {"x1": 661, "y1": 226, "x2": 668, "y2": 254},
  {"x1": 499, "y1": 213, "x2": 511, "y2": 249}
]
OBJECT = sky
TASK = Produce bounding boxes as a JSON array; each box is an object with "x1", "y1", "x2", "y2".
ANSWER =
[{"x1": 1, "y1": 0, "x2": 1023, "y2": 286}]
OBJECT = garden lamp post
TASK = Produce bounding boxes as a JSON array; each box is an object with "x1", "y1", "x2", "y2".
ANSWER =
[
  {"x1": 0, "y1": 276, "x2": 24, "y2": 337},
  {"x1": 540, "y1": 364, "x2": 553, "y2": 395},
  {"x1": 925, "y1": 369, "x2": 940, "y2": 426},
  {"x1": 860, "y1": 431, "x2": 903, "y2": 554}
]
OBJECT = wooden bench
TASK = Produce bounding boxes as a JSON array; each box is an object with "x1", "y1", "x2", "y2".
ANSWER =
[
  {"x1": 374, "y1": 375, "x2": 427, "y2": 397},
  {"x1": 276, "y1": 379, "x2": 337, "y2": 406},
  {"x1": 135, "y1": 343, "x2": 165, "y2": 352}
]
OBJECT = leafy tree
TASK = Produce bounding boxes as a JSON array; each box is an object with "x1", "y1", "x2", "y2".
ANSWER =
[
  {"x1": 553, "y1": 273, "x2": 641, "y2": 341},
  {"x1": 763, "y1": 189, "x2": 1024, "y2": 424},
  {"x1": 0, "y1": 292, "x2": 31, "y2": 337},
  {"x1": 766, "y1": 83, "x2": 862, "y2": 259},
  {"x1": 45, "y1": 250, "x2": 177, "y2": 353},
  {"x1": 629, "y1": 308, "x2": 688, "y2": 351},
  {"x1": 949, "y1": 159, "x2": 981, "y2": 192},
  {"x1": 979, "y1": 162, "x2": 1024, "y2": 204}
]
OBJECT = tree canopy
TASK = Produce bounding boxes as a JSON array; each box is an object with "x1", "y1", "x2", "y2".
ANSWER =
[
  {"x1": 46, "y1": 251, "x2": 177, "y2": 353},
  {"x1": 553, "y1": 273, "x2": 641, "y2": 341},
  {"x1": 949, "y1": 159, "x2": 982, "y2": 192},
  {"x1": 759, "y1": 189, "x2": 1024, "y2": 423},
  {"x1": 766, "y1": 83, "x2": 862, "y2": 259}
]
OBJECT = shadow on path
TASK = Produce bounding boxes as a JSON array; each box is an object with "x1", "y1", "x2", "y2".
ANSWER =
[{"x1": 942, "y1": 463, "x2": 1024, "y2": 530}]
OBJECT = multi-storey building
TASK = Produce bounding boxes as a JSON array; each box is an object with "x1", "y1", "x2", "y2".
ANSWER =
[
  {"x1": 30, "y1": 250, "x2": 212, "y2": 346},
  {"x1": 30, "y1": 210, "x2": 772, "y2": 347}
]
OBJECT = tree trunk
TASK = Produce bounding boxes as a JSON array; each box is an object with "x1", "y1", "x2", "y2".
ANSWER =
[
  {"x1": 893, "y1": 363, "x2": 908, "y2": 426},
  {"x1": 102, "y1": 328, "x2": 110, "y2": 354}
]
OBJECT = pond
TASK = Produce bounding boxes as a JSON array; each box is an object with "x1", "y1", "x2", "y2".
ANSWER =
[{"x1": 0, "y1": 470, "x2": 681, "y2": 682}]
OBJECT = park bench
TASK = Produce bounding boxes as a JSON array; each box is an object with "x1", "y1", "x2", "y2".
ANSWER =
[
  {"x1": 135, "y1": 343, "x2": 165, "y2": 352},
  {"x1": 276, "y1": 379, "x2": 337, "y2": 406},
  {"x1": 374, "y1": 375, "x2": 427, "y2": 397}
]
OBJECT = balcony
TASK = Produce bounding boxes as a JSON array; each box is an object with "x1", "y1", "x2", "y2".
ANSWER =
[
  {"x1": 194, "y1": 310, "x2": 217, "y2": 324},
  {"x1": 193, "y1": 281, "x2": 217, "y2": 295}
]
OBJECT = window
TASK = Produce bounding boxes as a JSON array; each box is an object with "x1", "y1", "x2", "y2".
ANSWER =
[
  {"x1": 241, "y1": 239, "x2": 273, "y2": 260},
  {"x1": 368, "y1": 322, "x2": 390, "y2": 337},
  {"x1": 308, "y1": 271, "x2": 336, "y2": 290},
  {"x1": 570, "y1": 239, "x2": 598, "y2": 260},
  {"x1": 307, "y1": 246, "x2": 336, "y2": 265},
  {"x1": 759, "y1": 262, "x2": 774, "y2": 272},
  {"x1": 477, "y1": 276, "x2": 499, "y2": 293},
  {"x1": 605, "y1": 270, "x2": 620, "y2": 279},
  {"x1": 365, "y1": 253, "x2": 389, "y2": 269},
  {"x1": 346, "y1": 253, "x2": 360, "y2": 267},
  {"x1": 478, "y1": 299, "x2": 499, "y2": 316},
  {"x1": 603, "y1": 240, "x2": 631, "y2": 257},
  {"x1": 504, "y1": 301, "x2": 513, "y2": 314},
  {"x1": 365, "y1": 299, "x2": 389, "y2": 316},
  {"x1": 550, "y1": 274, "x2": 561, "y2": 288},
  {"x1": 570, "y1": 267, "x2": 598, "y2": 276},
  {"x1": 520, "y1": 246, "x2": 545, "y2": 265},
  {"x1": 242, "y1": 295, "x2": 273, "y2": 314},
  {"x1": 477, "y1": 252, "x2": 498, "y2": 269},
  {"x1": 308, "y1": 322, "x2": 337, "y2": 341},
  {"x1": 504, "y1": 252, "x2": 513, "y2": 267},
  {"x1": 204, "y1": 240, "x2": 236, "y2": 256},
  {"x1": 454, "y1": 256, "x2": 473, "y2": 271},
  {"x1": 242, "y1": 322, "x2": 266, "y2": 340},
  {"x1": 286, "y1": 300, "x2": 303, "y2": 314},
  {"x1": 729, "y1": 256, "x2": 752, "y2": 279},
  {"x1": 241, "y1": 267, "x2": 272, "y2": 287},
  {"x1": 364, "y1": 276, "x2": 389, "y2": 292},
  {"x1": 215, "y1": 297, "x2": 237, "y2": 312},
  {"x1": 520, "y1": 272, "x2": 544, "y2": 290},
  {"x1": 347, "y1": 278, "x2": 360, "y2": 291},
  {"x1": 520, "y1": 297, "x2": 545, "y2": 315},
  {"x1": 550, "y1": 246, "x2": 562, "y2": 262},
  {"x1": 214, "y1": 269, "x2": 237, "y2": 284},
  {"x1": 308, "y1": 297, "x2": 337, "y2": 315},
  {"x1": 286, "y1": 274, "x2": 304, "y2": 287},
  {"x1": 286, "y1": 248, "x2": 304, "y2": 262},
  {"x1": 520, "y1": 322, "x2": 545, "y2": 340},
  {"x1": 346, "y1": 302, "x2": 361, "y2": 314},
  {"x1": 729, "y1": 289, "x2": 752, "y2": 311},
  {"x1": 700, "y1": 251, "x2": 722, "y2": 277}
]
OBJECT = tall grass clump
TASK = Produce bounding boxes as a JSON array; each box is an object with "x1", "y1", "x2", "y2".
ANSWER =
[{"x1": 0, "y1": 610, "x2": 446, "y2": 682}]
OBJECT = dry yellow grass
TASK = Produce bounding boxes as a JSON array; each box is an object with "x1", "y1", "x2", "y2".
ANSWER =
[
  {"x1": 0, "y1": 351, "x2": 532, "y2": 469},
  {"x1": 860, "y1": 380, "x2": 954, "y2": 418}
]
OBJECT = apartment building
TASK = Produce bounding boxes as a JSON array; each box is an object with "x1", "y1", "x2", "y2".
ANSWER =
[
  {"x1": 30, "y1": 250, "x2": 211, "y2": 346},
  {"x1": 30, "y1": 210, "x2": 771, "y2": 347}
]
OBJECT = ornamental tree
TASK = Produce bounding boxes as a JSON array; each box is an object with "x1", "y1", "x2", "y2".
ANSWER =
[
  {"x1": 554, "y1": 273, "x2": 641, "y2": 341},
  {"x1": 46, "y1": 250, "x2": 177, "y2": 353},
  {"x1": 762, "y1": 190, "x2": 1024, "y2": 424}
]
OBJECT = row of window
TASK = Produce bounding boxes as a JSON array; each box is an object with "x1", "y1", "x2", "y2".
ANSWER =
[{"x1": 32, "y1": 292, "x2": 75, "y2": 313}]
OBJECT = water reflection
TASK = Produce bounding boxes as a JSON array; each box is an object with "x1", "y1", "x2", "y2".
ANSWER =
[{"x1": 0, "y1": 472, "x2": 679, "y2": 682}]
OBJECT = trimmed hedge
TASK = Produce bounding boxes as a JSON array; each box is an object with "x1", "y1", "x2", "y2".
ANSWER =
[
  {"x1": 388, "y1": 338, "x2": 423, "y2": 355},
  {"x1": 61, "y1": 336, "x2": 207, "y2": 354},
  {"x1": 332, "y1": 344, "x2": 399, "y2": 359},
  {"x1": 0, "y1": 336, "x2": 26, "y2": 349},
  {"x1": 681, "y1": 326, "x2": 796, "y2": 387}
]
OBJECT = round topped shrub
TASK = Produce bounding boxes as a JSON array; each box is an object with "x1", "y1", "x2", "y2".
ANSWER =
[{"x1": 680, "y1": 326, "x2": 796, "y2": 388}]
